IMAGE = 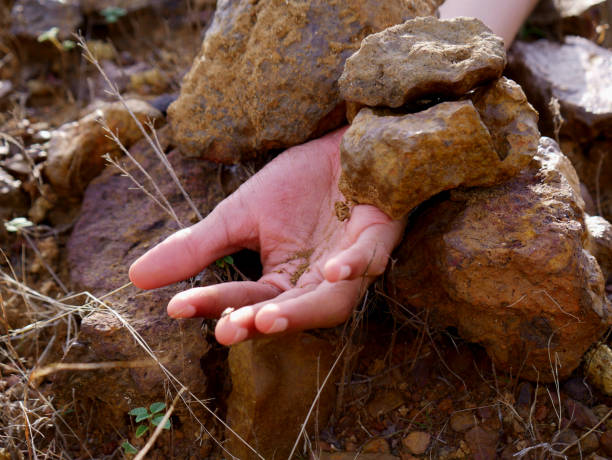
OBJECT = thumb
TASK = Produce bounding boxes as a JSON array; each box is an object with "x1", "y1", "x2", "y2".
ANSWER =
[{"x1": 129, "y1": 194, "x2": 254, "y2": 289}]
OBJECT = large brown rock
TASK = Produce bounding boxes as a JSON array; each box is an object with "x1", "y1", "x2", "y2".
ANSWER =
[
  {"x1": 388, "y1": 137, "x2": 611, "y2": 381},
  {"x1": 55, "y1": 128, "x2": 237, "y2": 455},
  {"x1": 339, "y1": 17, "x2": 505, "y2": 109},
  {"x1": 44, "y1": 99, "x2": 163, "y2": 196},
  {"x1": 168, "y1": 0, "x2": 442, "y2": 163},
  {"x1": 226, "y1": 333, "x2": 338, "y2": 460},
  {"x1": 508, "y1": 36, "x2": 612, "y2": 143},
  {"x1": 339, "y1": 79, "x2": 539, "y2": 219}
]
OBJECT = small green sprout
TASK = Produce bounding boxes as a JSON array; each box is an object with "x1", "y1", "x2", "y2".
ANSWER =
[
  {"x1": 215, "y1": 255, "x2": 234, "y2": 268},
  {"x1": 123, "y1": 402, "x2": 171, "y2": 454},
  {"x1": 100, "y1": 6, "x2": 127, "y2": 23},
  {"x1": 121, "y1": 441, "x2": 138, "y2": 455},
  {"x1": 4, "y1": 217, "x2": 33, "y2": 233}
]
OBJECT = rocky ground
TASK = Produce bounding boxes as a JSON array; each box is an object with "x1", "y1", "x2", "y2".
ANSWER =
[{"x1": 1, "y1": 0, "x2": 612, "y2": 459}]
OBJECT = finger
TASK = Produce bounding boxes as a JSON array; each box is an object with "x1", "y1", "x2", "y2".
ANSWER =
[
  {"x1": 129, "y1": 196, "x2": 253, "y2": 289},
  {"x1": 166, "y1": 281, "x2": 281, "y2": 318},
  {"x1": 323, "y1": 221, "x2": 403, "y2": 282},
  {"x1": 254, "y1": 280, "x2": 365, "y2": 334},
  {"x1": 213, "y1": 286, "x2": 315, "y2": 345}
]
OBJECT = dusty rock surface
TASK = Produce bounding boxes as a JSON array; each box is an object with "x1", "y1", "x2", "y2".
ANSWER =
[
  {"x1": 339, "y1": 17, "x2": 505, "y2": 108},
  {"x1": 168, "y1": 0, "x2": 443, "y2": 163},
  {"x1": 388, "y1": 137, "x2": 611, "y2": 381},
  {"x1": 226, "y1": 333, "x2": 338, "y2": 459},
  {"x1": 44, "y1": 99, "x2": 163, "y2": 195},
  {"x1": 55, "y1": 128, "x2": 238, "y2": 452},
  {"x1": 339, "y1": 79, "x2": 539, "y2": 219},
  {"x1": 10, "y1": 0, "x2": 82, "y2": 41},
  {"x1": 508, "y1": 36, "x2": 612, "y2": 142}
]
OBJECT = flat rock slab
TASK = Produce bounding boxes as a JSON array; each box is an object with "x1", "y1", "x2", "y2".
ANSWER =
[
  {"x1": 168, "y1": 0, "x2": 442, "y2": 163},
  {"x1": 508, "y1": 36, "x2": 612, "y2": 142},
  {"x1": 339, "y1": 16, "x2": 505, "y2": 108},
  {"x1": 339, "y1": 78, "x2": 539, "y2": 219},
  {"x1": 388, "y1": 137, "x2": 611, "y2": 381}
]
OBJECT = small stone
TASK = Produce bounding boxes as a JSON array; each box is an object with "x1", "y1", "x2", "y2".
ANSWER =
[
  {"x1": 362, "y1": 437, "x2": 390, "y2": 454},
  {"x1": 44, "y1": 99, "x2": 163, "y2": 195},
  {"x1": 585, "y1": 344, "x2": 612, "y2": 396},
  {"x1": 579, "y1": 432, "x2": 599, "y2": 454},
  {"x1": 600, "y1": 430, "x2": 612, "y2": 456},
  {"x1": 464, "y1": 426, "x2": 498, "y2": 460},
  {"x1": 450, "y1": 412, "x2": 477, "y2": 433},
  {"x1": 339, "y1": 17, "x2": 505, "y2": 108},
  {"x1": 402, "y1": 431, "x2": 431, "y2": 455},
  {"x1": 367, "y1": 390, "x2": 405, "y2": 418},
  {"x1": 562, "y1": 376, "x2": 592, "y2": 403}
]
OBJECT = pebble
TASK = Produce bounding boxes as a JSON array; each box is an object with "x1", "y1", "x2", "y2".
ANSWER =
[
  {"x1": 450, "y1": 411, "x2": 477, "y2": 432},
  {"x1": 600, "y1": 430, "x2": 612, "y2": 456},
  {"x1": 402, "y1": 431, "x2": 431, "y2": 455}
]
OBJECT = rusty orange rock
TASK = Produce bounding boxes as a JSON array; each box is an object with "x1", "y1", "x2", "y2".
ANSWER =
[
  {"x1": 339, "y1": 78, "x2": 539, "y2": 220},
  {"x1": 388, "y1": 137, "x2": 611, "y2": 381},
  {"x1": 168, "y1": 0, "x2": 443, "y2": 163}
]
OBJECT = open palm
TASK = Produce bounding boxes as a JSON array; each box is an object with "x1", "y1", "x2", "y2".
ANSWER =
[{"x1": 129, "y1": 128, "x2": 406, "y2": 345}]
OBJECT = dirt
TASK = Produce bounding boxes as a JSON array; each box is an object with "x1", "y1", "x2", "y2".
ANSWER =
[{"x1": 1, "y1": 1, "x2": 612, "y2": 460}]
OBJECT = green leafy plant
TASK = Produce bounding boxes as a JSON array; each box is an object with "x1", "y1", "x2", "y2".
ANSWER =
[
  {"x1": 100, "y1": 6, "x2": 127, "y2": 23},
  {"x1": 123, "y1": 402, "x2": 171, "y2": 455}
]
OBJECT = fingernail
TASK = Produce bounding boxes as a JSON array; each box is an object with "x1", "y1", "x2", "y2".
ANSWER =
[
  {"x1": 338, "y1": 265, "x2": 351, "y2": 280},
  {"x1": 169, "y1": 304, "x2": 195, "y2": 318},
  {"x1": 229, "y1": 306, "x2": 253, "y2": 324},
  {"x1": 266, "y1": 317, "x2": 288, "y2": 334},
  {"x1": 231, "y1": 327, "x2": 248, "y2": 344}
]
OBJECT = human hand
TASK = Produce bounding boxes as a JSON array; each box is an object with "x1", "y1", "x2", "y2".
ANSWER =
[{"x1": 129, "y1": 128, "x2": 406, "y2": 345}]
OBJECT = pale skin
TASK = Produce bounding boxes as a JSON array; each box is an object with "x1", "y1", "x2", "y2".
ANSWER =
[{"x1": 129, "y1": 0, "x2": 539, "y2": 346}]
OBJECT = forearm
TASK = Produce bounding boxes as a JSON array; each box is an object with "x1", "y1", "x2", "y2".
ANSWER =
[{"x1": 439, "y1": 0, "x2": 539, "y2": 48}]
